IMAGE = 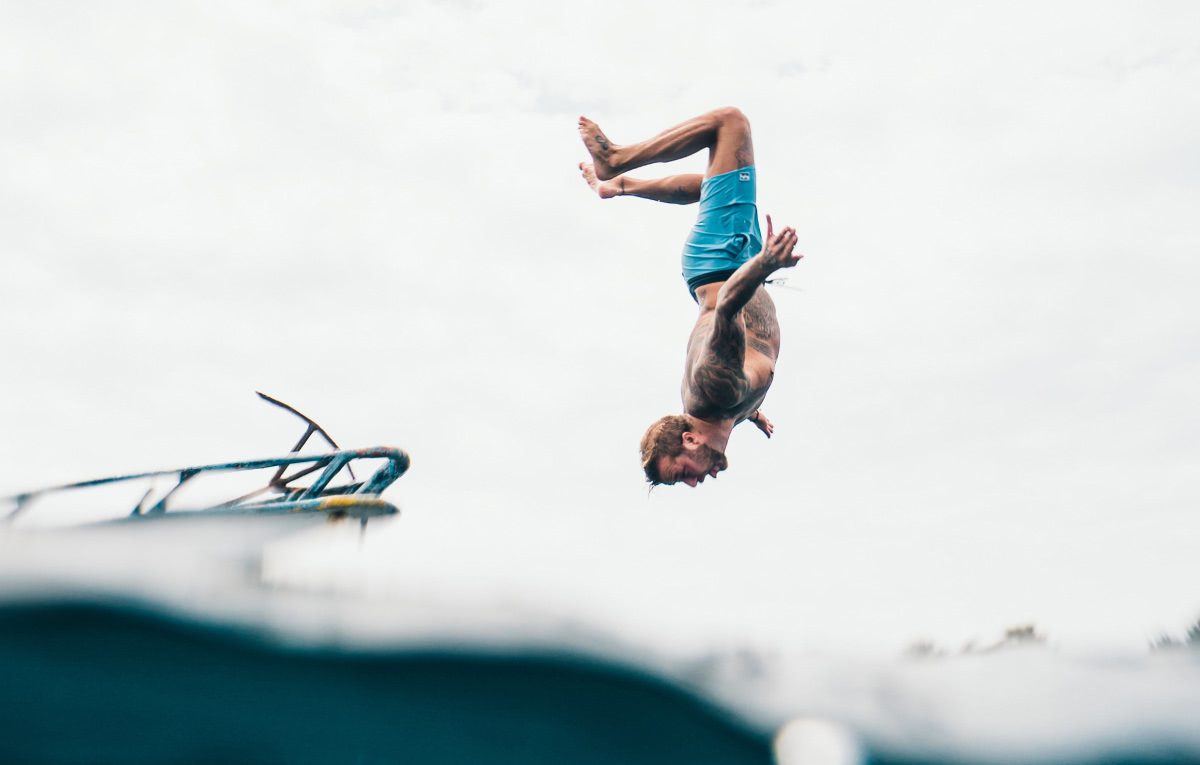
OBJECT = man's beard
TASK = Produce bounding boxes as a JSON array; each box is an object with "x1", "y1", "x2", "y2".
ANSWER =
[{"x1": 694, "y1": 443, "x2": 729, "y2": 472}]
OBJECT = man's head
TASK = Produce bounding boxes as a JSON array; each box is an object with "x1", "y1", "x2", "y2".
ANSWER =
[{"x1": 639, "y1": 414, "x2": 729, "y2": 487}]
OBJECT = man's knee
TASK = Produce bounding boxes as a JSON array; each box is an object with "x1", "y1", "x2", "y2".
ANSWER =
[{"x1": 713, "y1": 106, "x2": 750, "y2": 133}]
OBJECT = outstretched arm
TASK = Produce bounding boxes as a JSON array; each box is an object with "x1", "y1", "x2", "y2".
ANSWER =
[
  {"x1": 686, "y1": 218, "x2": 802, "y2": 415},
  {"x1": 715, "y1": 216, "x2": 802, "y2": 318}
]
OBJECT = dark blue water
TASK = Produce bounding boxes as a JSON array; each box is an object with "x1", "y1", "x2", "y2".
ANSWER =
[
  {"x1": 3, "y1": 598, "x2": 1199, "y2": 765},
  {"x1": 0, "y1": 599, "x2": 771, "y2": 765}
]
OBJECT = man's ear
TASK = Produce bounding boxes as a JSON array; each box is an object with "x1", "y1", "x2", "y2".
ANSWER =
[{"x1": 681, "y1": 431, "x2": 703, "y2": 449}]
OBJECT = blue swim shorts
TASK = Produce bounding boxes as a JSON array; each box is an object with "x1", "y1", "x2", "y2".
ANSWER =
[{"x1": 681, "y1": 165, "x2": 762, "y2": 300}]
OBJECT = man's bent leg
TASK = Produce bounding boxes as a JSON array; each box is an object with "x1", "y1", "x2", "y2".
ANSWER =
[
  {"x1": 621, "y1": 174, "x2": 703, "y2": 204},
  {"x1": 580, "y1": 163, "x2": 701, "y2": 204},
  {"x1": 579, "y1": 108, "x2": 754, "y2": 181}
]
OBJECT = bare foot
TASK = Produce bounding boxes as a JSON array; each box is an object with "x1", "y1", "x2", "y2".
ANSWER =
[
  {"x1": 579, "y1": 162, "x2": 622, "y2": 199},
  {"x1": 578, "y1": 116, "x2": 620, "y2": 180}
]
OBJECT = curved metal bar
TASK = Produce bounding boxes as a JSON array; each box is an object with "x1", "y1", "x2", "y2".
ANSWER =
[
  {"x1": 3, "y1": 448, "x2": 410, "y2": 523},
  {"x1": 256, "y1": 391, "x2": 357, "y2": 484}
]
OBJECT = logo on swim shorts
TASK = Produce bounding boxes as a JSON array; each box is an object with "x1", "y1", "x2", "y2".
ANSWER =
[{"x1": 739, "y1": 172, "x2": 750, "y2": 182}]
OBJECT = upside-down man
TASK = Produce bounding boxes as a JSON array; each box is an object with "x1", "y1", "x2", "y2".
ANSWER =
[{"x1": 578, "y1": 107, "x2": 803, "y2": 488}]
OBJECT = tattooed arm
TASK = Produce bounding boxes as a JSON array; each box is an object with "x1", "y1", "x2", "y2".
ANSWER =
[
  {"x1": 687, "y1": 310, "x2": 751, "y2": 414},
  {"x1": 686, "y1": 217, "x2": 802, "y2": 417},
  {"x1": 715, "y1": 215, "x2": 802, "y2": 319}
]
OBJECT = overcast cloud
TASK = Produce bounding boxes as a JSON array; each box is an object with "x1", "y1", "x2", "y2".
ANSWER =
[{"x1": 2, "y1": 0, "x2": 1198, "y2": 652}]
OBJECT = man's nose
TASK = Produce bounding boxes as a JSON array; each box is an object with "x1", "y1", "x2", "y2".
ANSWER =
[{"x1": 683, "y1": 477, "x2": 698, "y2": 487}]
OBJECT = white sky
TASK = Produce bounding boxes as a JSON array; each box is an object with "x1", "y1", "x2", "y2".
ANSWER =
[{"x1": 2, "y1": 0, "x2": 1198, "y2": 653}]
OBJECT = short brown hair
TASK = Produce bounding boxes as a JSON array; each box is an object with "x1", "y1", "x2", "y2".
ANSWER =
[{"x1": 639, "y1": 414, "x2": 693, "y2": 485}]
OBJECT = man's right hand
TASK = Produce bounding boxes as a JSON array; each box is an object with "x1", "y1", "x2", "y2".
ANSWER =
[{"x1": 761, "y1": 215, "x2": 802, "y2": 272}]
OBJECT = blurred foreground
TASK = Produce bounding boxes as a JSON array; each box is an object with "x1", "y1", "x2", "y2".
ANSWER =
[{"x1": 2, "y1": 518, "x2": 1199, "y2": 765}]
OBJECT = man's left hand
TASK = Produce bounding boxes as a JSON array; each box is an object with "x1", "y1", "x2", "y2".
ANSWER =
[{"x1": 751, "y1": 410, "x2": 774, "y2": 438}]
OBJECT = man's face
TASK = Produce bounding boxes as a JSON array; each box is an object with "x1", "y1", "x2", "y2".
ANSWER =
[{"x1": 655, "y1": 439, "x2": 728, "y2": 487}]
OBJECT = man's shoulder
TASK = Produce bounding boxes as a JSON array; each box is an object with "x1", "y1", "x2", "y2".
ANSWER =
[{"x1": 684, "y1": 359, "x2": 747, "y2": 415}]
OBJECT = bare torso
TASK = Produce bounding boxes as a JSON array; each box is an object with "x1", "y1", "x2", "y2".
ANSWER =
[{"x1": 682, "y1": 282, "x2": 780, "y2": 422}]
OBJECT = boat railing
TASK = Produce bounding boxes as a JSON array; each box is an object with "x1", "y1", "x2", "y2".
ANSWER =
[{"x1": 3, "y1": 447, "x2": 410, "y2": 525}]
